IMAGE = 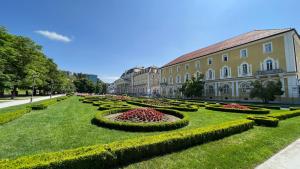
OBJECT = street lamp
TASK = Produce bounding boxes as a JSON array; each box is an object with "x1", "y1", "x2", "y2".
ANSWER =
[{"x1": 30, "y1": 74, "x2": 38, "y2": 103}]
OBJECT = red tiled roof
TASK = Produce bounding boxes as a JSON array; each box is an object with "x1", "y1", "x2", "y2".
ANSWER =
[{"x1": 162, "y1": 28, "x2": 293, "y2": 67}]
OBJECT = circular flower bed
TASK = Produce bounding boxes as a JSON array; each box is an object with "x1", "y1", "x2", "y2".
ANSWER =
[
  {"x1": 115, "y1": 108, "x2": 165, "y2": 122},
  {"x1": 223, "y1": 103, "x2": 250, "y2": 110},
  {"x1": 93, "y1": 108, "x2": 189, "y2": 131}
]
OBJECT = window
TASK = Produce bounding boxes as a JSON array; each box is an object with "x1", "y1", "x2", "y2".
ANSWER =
[
  {"x1": 223, "y1": 84, "x2": 230, "y2": 94},
  {"x1": 240, "y1": 49, "x2": 248, "y2": 58},
  {"x1": 176, "y1": 75, "x2": 181, "y2": 83},
  {"x1": 223, "y1": 67, "x2": 228, "y2": 77},
  {"x1": 176, "y1": 66, "x2": 180, "y2": 72},
  {"x1": 185, "y1": 64, "x2": 189, "y2": 70},
  {"x1": 169, "y1": 68, "x2": 172, "y2": 74},
  {"x1": 185, "y1": 73, "x2": 190, "y2": 81},
  {"x1": 195, "y1": 61, "x2": 200, "y2": 69},
  {"x1": 266, "y1": 60, "x2": 273, "y2": 70},
  {"x1": 242, "y1": 64, "x2": 248, "y2": 75},
  {"x1": 169, "y1": 76, "x2": 173, "y2": 84},
  {"x1": 209, "y1": 70, "x2": 213, "y2": 79},
  {"x1": 222, "y1": 54, "x2": 228, "y2": 62},
  {"x1": 208, "y1": 85, "x2": 214, "y2": 94},
  {"x1": 263, "y1": 42, "x2": 272, "y2": 53},
  {"x1": 208, "y1": 58, "x2": 212, "y2": 65},
  {"x1": 196, "y1": 71, "x2": 201, "y2": 79}
]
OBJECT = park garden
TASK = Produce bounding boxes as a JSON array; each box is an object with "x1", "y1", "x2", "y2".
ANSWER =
[{"x1": 0, "y1": 95, "x2": 300, "y2": 168}]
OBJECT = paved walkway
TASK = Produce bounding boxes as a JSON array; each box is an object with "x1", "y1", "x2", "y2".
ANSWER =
[
  {"x1": 0, "y1": 94, "x2": 65, "y2": 109},
  {"x1": 256, "y1": 139, "x2": 300, "y2": 169}
]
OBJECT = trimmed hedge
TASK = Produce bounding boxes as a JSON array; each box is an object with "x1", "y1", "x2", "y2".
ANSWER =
[
  {"x1": 289, "y1": 107, "x2": 300, "y2": 111},
  {"x1": 93, "y1": 108, "x2": 189, "y2": 131},
  {"x1": 98, "y1": 103, "x2": 131, "y2": 111},
  {"x1": 30, "y1": 99, "x2": 57, "y2": 110},
  {"x1": 267, "y1": 110, "x2": 300, "y2": 120},
  {"x1": 0, "y1": 108, "x2": 31, "y2": 125},
  {"x1": 56, "y1": 96, "x2": 68, "y2": 102},
  {"x1": 247, "y1": 116, "x2": 279, "y2": 127},
  {"x1": 205, "y1": 104, "x2": 270, "y2": 114},
  {"x1": 126, "y1": 100, "x2": 198, "y2": 112},
  {"x1": 0, "y1": 119, "x2": 254, "y2": 169}
]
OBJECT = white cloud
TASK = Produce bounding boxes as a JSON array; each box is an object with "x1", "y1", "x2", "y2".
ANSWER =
[{"x1": 35, "y1": 30, "x2": 71, "y2": 43}]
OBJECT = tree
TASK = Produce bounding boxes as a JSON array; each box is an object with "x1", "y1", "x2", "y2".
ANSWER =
[
  {"x1": 73, "y1": 78, "x2": 95, "y2": 93},
  {"x1": 250, "y1": 80, "x2": 284, "y2": 103},
  {"x1": 179, "y1": 75, "x2": 205, "y2": 98}
]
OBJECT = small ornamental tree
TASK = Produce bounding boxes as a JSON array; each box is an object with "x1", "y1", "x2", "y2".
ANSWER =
[
  {"x1": 180, "y1": 75, "x2": 205, "y2": 98},
  {"x1": 250, "y1": 80, "x2": 284, "y2": 103}
]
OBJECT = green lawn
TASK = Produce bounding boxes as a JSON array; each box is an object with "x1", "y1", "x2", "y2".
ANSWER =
[{"x1": 0, "y1": 96, "x2": 300, "y2": 169}]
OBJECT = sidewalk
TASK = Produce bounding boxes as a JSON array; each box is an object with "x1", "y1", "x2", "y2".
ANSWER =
[
  {"x1": 256, "y1": 139, "x2": 300, "y2": 169},
  {"x1": 0, "y1": 94, "x2": 65, "y2": 109}
]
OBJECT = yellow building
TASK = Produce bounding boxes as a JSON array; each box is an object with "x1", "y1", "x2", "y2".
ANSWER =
[
  {"x1": 133, "y1": 66, "x2": 160, "y2": 96},
  {"x1": 160, "y1": 28, "x2": 300, "y2": 103}
]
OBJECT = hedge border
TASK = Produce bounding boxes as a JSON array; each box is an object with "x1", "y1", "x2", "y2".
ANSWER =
[
  {"x1": 267, "y1": 110, "x2": 300, "y2": 120},
  {"x1": 0, "y1": 119, "x2": 254, "y2": 169},
  {"x1": 93, "y1": 108, "x2": 189, "y2": 132},
  {"x1": 205, "y1": 104, "x2": 270, "y2": 114},
  {"x1": 0, "y1": 108, "x2": 31, "y2": 125},
  {"x1": 126, "y1": 100, "x2": 198, "y2": 112},
  {"x1": 247, "y1": 116, "x2": 279, "y2": 127}
]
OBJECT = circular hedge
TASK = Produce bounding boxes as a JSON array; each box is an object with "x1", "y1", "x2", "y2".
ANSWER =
[
  {"x1": 205, "y1": 104, "x2": 270, "y2": 114},
  {"x1": 98, "y1": 103, "x2": 131, "y2": 110},
  {"x1": 93, "y1": 108, "x2": 189, "y2": 132}
]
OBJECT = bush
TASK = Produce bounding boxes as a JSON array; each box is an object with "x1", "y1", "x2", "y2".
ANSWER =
[
  {"x1": 127, "y1": 101, "x2": 198, "y2": 112},
  {"x1": 205, "y1": 104, "x2": 270, "y2": 114},
  {"x1": 30, "y1": 99, "x2": 57, "y2": 110},
  {"x1": 0, "y1": 119, "x2": 254, "y2": 169},
  {"x1": 93, "y1": 108, "x2": 189, "y2": 132},
  {"x1": 243, "y1": 104, "x2": 281, "y2": 110},
  {"x1": 267, "y1": 110, "x2": 300, "y2": 120},
  {"x1": 56, "y1": 96, "x2": 68, "y2": 102},
  {"x1": 289, "y1": 107, "x2": 300, "y2": 111},
  {"x1": 0, "y1": 108, "x2": 31, "y2": 125},
  {"x1": 98, "y1": 103, "x2": 131, "y2": 111},
  {"x1": 247, "y1": 116, "x2": 279, "y2": 127}
]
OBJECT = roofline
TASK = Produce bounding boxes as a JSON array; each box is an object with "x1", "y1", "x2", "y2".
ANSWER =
[{"x1": 160, "y1": 28, "x2": 296, "y2": 69}]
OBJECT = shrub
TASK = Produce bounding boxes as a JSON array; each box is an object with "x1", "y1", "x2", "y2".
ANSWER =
[
  {"x1": 289, "y1": 107, "x2": 300, "y2": 111},
  {"x1": 98, "y1": 103, "x2": 131, "y2": 111},
  {"x1": 267, "y1": 110, "x2": 300, "y2": 120},
  {"x1": 205, "y1": 104, "x2": 270, "y2": 114},
  {"x1": 56, "y1": 96, "x2": 68, "y2": 102},
  {"x1": 0, "y1": 119, "x2": 254, "y2": 169},
  {"x1": 127, "y1": 101, "x2": 198, "y2": 112},
  {"x1": 93, "y1": 108, "x2": 189, "y2": 131},
  {"x1": 0, "y1": 108, "x2": 31, "y2": 125},
  {"x1": 247, "y1": 116, "x2": 279, "y2": 127},
  {"x1": 30, "y1": 99, "x2": 57, "y2": 110}
]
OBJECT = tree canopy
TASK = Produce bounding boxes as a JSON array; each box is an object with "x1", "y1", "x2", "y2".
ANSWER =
[
  {"x1": 180, "y1": 75, "x2": 205, "y2": 98},
  {"x1": 250, "y1": 80, "x2": 284, "y2": 103}
]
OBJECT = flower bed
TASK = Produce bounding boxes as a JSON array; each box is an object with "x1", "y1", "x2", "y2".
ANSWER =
[
  {"x1": 93, "y1": 108, "x2": 189, "y2": 131},
  {"x1": 205, "y1": 104, "x2": 270, "y2": 114},
  {"x1": 115, "y1": 108, "x2": 164, "y2": 122}
]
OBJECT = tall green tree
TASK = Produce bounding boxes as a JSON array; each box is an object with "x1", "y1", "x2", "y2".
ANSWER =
[
  {"x1": 180, "y1": 75, "x2": 205, "y2": 98},
  {"x1": 250, "y1": 80, "x2": 284, "y2": 103}
]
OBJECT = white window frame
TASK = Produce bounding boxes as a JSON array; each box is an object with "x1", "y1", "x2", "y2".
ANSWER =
[
  {"x1": 222, "y1": 54, "x2": 229, "y2": 62},
  {"x1": 185, "y1": 73, "x2": 190, "y2": 81},
  {"x1": 263, "y1": 42, "x2": 273, "y2": 53},
  {"x1": 240, "y1": 48, "x2": 248, "y2": 58},
  {"x1": 169, "y1": 67, "x2": 173, "y2": 74},
  {"x1": 195, "y1": 61, "x2": 200, "y2": 69},
  {"x1": 176, "y1": 66, "x2": 180, "y2": 72},
  {"x1": 176, "y1": 75, "x2": 181, "y2": 84},
  {"x1": 185, "y1": 64, "x2": 189, "y2": 70},
  {"x1": 207, "y1": 58, "x2": 213, "y2": 65}
]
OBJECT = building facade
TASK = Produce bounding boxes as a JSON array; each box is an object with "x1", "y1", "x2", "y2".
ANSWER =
[
  {"x1": 160, "y1": 28, "x2": 300, "y2": 103},
  {"x1": 114, "y1": 66, "x2": 160, "y2": 96},
  {"x1": 132, "y1": 66, "x2": 160, "y2": 96}
]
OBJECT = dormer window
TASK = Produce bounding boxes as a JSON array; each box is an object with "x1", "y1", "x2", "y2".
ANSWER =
[
  {"x1": 240, "y1": 49, "x2": 248, "y2": 58},
  {"x1": 263, "y1": 42, "x2": 273, "y2": 53}
]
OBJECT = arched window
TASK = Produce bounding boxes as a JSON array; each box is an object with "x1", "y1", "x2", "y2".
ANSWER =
[
  {"x1": 240, "y1": 82, "x2": 251, "y2": 94},
  {"x1": 242, "y1": 64, "x2": 248, "y2": 75},
  {"x1": 208, "y1": 85, "x2": 214, "y2": 94},
  {"x1": 266, "y1": 60, "x2": 273, "y2": 70},
  {"x1": 209, "y1": 70, "x2": 213, "y2": 79},
  {"x1": 223, "y1": 84, "x2": 230, "y2": 94}
]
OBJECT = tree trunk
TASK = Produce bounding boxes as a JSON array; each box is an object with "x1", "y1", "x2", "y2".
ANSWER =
[{"x1": 11, "y1": 86, "x2": 17, "y2": 99}]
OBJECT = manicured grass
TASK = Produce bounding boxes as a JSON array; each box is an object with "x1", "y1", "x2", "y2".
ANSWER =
[
  {"x1": 0, "y1": 96, "x2": 247, "y2": 159},
  {"x1": 125, "y1": 116, "x2": 300, "y2": 169}
]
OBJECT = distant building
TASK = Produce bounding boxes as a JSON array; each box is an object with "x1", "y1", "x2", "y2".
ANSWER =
[
  {"x1": 85, "y1": 74, "x2": 98, "y2": 84},
  {"x1": 107, "y1": 83, "x2": 116, "y2": 94}
]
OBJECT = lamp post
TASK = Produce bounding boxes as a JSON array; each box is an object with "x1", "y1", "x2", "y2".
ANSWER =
[{"x1": 30, "y1": 74, "x2": 38, "y2": 103}]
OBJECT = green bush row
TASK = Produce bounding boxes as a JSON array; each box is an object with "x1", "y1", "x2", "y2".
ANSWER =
[
  {"x1": 126, "y1": 101, "x2": 198, "y2": 112},
  {"x1": 289, "y1": 107, "x2": 300, "y2": 111},
  {"x1": 242, "y1": 104, "x2": 281, "y2": 110},
  {"x1": 0, "y1": 108, "x2": 31, "y2": 125},
  {"x1": 267, "y1": 110, "x2": 300, "y2": 120},
  {"x1": 205, "y1": 104, "x2": 270, "y2": 114},
  {"x1": 0, "y1": 119, "x2": 254, "y2": 169},
  {"x1": 30, "y1": 99, "x2": 58, "y2": 110},
  {"x1": 56, "y1": 96, "x2": 68, "y2": 102},
  {"x1": 98, "y1": 103, "x2": 131, "y2": 111},
  {"x1": 93, "y1": 108, "x2": 189, "y2": 131},
  {"x1": 247, "y1": 116, "x2": 279, "y2": 127}
]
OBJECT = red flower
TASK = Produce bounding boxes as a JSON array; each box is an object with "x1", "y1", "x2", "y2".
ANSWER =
[
  {"x1": 115, "y1": 108, "x2": 165, "y2": 122},
  {"x1": 223, "y1": 103, "x2": 250, "y2": 110}
]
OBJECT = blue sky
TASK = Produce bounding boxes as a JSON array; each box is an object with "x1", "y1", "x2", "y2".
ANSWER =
[{"x1": 1, "y1": 0, "x2": 299, "y2": 83}]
